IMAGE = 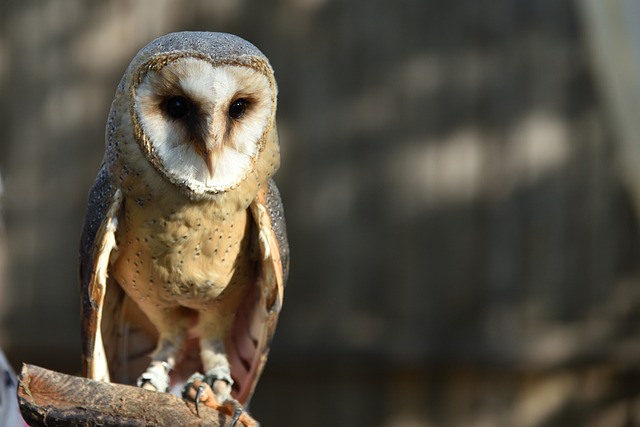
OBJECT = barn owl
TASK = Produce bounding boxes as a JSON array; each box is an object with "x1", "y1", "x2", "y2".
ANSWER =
[{"x1": 79, "y1": 32, "x2": 289, "y2": 424}]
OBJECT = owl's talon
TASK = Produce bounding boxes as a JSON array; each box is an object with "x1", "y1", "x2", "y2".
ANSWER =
[
  {"x1": 182, "y1": 374, "x2": 217, "y2": 416},
  {"x1": 230, "y1": 406, "x2": 243, "y2": 427},
  {"x1": 137, "y1": 361, "x2": 171, "y2": 392},
  {"x1": 225, "y1": 400, "x2": 259, "y2": 427},
  {"x1": 194, "y1": 383, "x2": 208, "y2": 417},
  {"x1": 182, "y1": 377, "x2": 258, "y2": 425}
]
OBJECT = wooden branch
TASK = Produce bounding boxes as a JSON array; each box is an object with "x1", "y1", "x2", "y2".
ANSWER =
[{"x1": 17, "y1": 364, "x2": 242, "y2": 427}]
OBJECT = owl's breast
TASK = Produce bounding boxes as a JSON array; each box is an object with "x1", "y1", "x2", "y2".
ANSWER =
[{"x1": 110, "y1": 190, "x2": 256, "y2": 311}]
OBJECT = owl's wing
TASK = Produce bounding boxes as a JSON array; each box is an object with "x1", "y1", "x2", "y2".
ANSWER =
[
  {"x1": 78, "y1": 164, "x2": 123, "y2": 381},
  {"x1": 227, "y1": 179, "x2": 289, "y2": 404}
]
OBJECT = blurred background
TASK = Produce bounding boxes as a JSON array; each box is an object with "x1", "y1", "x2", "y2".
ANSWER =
[{"x1": 2, "y1": 1, "x2": 640, "y2": 426}]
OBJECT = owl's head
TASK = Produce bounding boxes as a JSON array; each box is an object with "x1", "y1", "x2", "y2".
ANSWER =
[{"x1": 122, "y1": 32, "x2": 278, "y2": 197}]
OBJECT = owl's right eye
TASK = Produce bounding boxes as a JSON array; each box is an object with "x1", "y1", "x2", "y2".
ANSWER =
[{"x1": 163, "y1": 96, "x2": 190, "y2": 119}]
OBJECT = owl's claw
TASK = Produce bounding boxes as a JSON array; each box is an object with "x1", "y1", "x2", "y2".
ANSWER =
[
  {"x1": 182, "y1": 373, "x2": 212, "y2": 417},
  {"x1": 194, "y1": 383, "x2": 208, "y2": 416},
  {"x1": 182, "y1": 375, "x2": 258, "y2": 425},
  {"x1": 231, "y1": 406, "x2": 243, "y2": 426}
]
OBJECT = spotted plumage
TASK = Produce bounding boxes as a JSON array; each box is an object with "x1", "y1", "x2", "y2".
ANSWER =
[{"x1": 79, "y1": 32, "x2": 288, "y2": 418}]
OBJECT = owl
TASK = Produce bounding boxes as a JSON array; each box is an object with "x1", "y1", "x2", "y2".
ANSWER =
[{"x1": 79, "y1": 32, "x2": 289, "y2": 423}]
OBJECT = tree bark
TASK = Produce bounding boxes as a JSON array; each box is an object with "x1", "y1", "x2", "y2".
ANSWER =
[{"x1": 17, "y1": 364, "x2": 240, "y2": 426}]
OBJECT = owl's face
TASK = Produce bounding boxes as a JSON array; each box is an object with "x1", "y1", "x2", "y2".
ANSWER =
[{"x1": 131, "y1": 56, "x2": 275, "y2": 195}]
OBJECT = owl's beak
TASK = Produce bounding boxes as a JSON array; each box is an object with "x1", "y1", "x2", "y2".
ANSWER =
[
  {"x1": 194, "y1": 142, "x2": 216, "y2": 179},
  {"x1": 205, "y1": 150, "x2": 215, "y2": 178}
]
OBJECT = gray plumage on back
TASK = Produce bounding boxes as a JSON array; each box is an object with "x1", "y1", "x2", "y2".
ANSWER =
[
  {"x1": 79, "y1": 164, "x2": 113, "y2": 288},
  {"x1": 265, "y1": 179, "x2": 289, "y2": 284}
]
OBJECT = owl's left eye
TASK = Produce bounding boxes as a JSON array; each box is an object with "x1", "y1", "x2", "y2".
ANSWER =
[
  {"x1": 229, "y1": 98, "x2": 247, "y2": 119},
  {"x1": 163, "y1": 96, "x2": 190, "y2": 119}
]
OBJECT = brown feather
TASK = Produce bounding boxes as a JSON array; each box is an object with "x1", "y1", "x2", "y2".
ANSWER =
[{"x1": 80, "y1": 189, "x2": 123, "y2": 380}]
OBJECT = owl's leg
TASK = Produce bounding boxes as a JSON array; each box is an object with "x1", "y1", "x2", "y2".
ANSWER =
[
  {"x1": 137, "y1": 330, "x2": 186, "y2": 392},
  {"x1": 200, "y1": 339, "x2": 234, "y2": 401},
  {"x1": 182, "y1": 338, "x2": 233, "y2": 410}
]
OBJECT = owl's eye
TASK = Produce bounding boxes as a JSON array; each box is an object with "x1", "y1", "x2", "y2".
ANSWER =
[
  {"x1": 163, "y1": 96, "x2": 190, "y2": 119},
  {"x1": 229, "y1": 98, "x2": 247, "y2": 119}
]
